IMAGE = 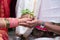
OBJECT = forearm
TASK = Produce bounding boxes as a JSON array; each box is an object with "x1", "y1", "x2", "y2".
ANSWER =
[
  {"x1": 6, "y1": 18, "x2": 19, "y2": 28},
  {"x1": 44, "y1": 22, "x2": 60, "y2": 34},
  {"x1": 0, "y1": 18, "x2": 19, "y2": 28}
]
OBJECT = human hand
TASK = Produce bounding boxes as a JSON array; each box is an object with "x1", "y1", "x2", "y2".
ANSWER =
[
  {"x1": 19, "y1": 9, "x2": 35, "y2": 27},
  {"x1": 19, "y1": 18, "x2": 41, "y2": 28},
  {"x1": 18, "y1": 14, "x2": 35, "y2": 27},
  {"x1": 18, "y1": 18, "x2": 32, "y2": 27},
  {"x1": 19, "y1": 17, "x2": 42, "y2": 28},
  {"x1": 26, "y1": 18, "x2": 43, "y2": 28}
]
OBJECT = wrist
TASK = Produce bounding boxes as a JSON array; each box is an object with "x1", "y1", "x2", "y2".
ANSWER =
[
  {"x1": 38, "y1": 20, "x2": 45, "y2": 28},
  {"x1": 18, "y1": 18, "x2": 22, "y2": 24},
  {"x1": 6, "y1": 18, "x2": 19, "y2": 28}
]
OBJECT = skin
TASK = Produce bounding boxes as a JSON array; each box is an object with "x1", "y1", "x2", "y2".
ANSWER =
[
  {"x1": 18, "y1": 14, "x2": 60, "y2": 35},
  {"x1": 19, "y1": 14, "x2": 34, "y2": 27},
  {"x1": 0, "y1": 18, "x2": 32, "y2": 28},
  {"x1": 0, "y1": 37, "x2": 3, "y2": 40},
  {"x1": 19, "y1": 14, "x2": 60, "y2": 35},
  {"x1": 44, "y1": 22, "x2": 60, "y2": 34},
  {"x1": 0, "y1": 18, "x2": 31, "y2": 40},
  {"x1": 24, "y1": 18, "x2": 60, "y2": 35}
]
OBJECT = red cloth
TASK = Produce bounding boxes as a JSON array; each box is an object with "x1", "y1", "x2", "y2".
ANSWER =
[
  {"x1": 35, "y1": 26, "x2": 48, "y2": 31},
  {"x1": 0, "y1": 0, "x2": 10, "y2": 17},
  {"x1": 0, "y1": 0, "x2": 10, "y2": 40},
  {"x1": 0, "y1": 0, "x2": 18, "y2": 40},
  {"x1": 0, "y1": 0, "x2": 11, "y2": 32},
  {"x1": 0, "y1": 30, "x2": 8, "y2": 40}
]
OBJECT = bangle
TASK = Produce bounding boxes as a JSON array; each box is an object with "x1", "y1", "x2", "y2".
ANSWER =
[
  {"x1": 40, "y1": 22, "x2": 45, "y2": 28},
  {"x1": 4, "y1": 18, "x2": 10, "y2": 28}
]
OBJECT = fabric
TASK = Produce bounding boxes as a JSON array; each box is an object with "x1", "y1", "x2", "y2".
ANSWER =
[
  {"x1": 0, "y1": 0, "x2": 10, "y2": 18},
  {"x1": 10, "y1": 0, "x2": 17, "y2": 18},
  {"x1": 15, "y1": 0, "x2": 47, "y2": 31},
  {"x1": 0, "y1": 0, "x2": 17, "y2": 40},
  {"x1": 38, "y1": 0, "x2": 60, "y2": 23},
  {"x1": 0, "y1": 0, "x2": 10, "y2": 33},
  {"x1": 15, "y1": 0, "x2": 60, "y2": 39},
  {"x1": 0, "y1": 18, "x2": 19, "y2": 40},
  {"x1": 16, "y1": 0, "x2": 40, "y2": 18},
  {"x1": 15, "y1": 0, "x2": 60, "y2": 40},
  {"x1": 34, "y1": 37, "x2": 60, "y2": 40},
  {"x1": 36, "y1": 0, "x2": 60, "y2": 31}
]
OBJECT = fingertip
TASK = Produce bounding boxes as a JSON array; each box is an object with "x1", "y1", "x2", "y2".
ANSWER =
[{"x1": 26, "y1": 21, "x2": 31, "y2": 23}]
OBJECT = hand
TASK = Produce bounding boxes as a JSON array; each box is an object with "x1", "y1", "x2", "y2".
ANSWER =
[
  {"x1": 18, "y1": 18, "x2": 32, "y2": 27},
  {"x1": 26, "y1": 18, "x2": 42, "y2": 28},
  {"x1": 18, "y1": 14, "x2": 35, "y2": 27}
]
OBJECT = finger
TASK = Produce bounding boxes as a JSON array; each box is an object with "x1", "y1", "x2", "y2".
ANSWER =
[
  {"x1": 26, "y1": 17, "x2": 37, "y2": 23},
  {"x1": 19, "y1": 23, "x2": 33, "y2": 28},
  {"x1": 18, "y1": 18, "x2": 32, "y2": 23},
  {"x1": 27, "y1": 19, "x2": 37, "y2": 24},
  {"x1": 19, "y1": 23, "x2": 30, "y2": 27},
  {"x1": 19, "y1": 23, "x2": 28, "y2": 25}
]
